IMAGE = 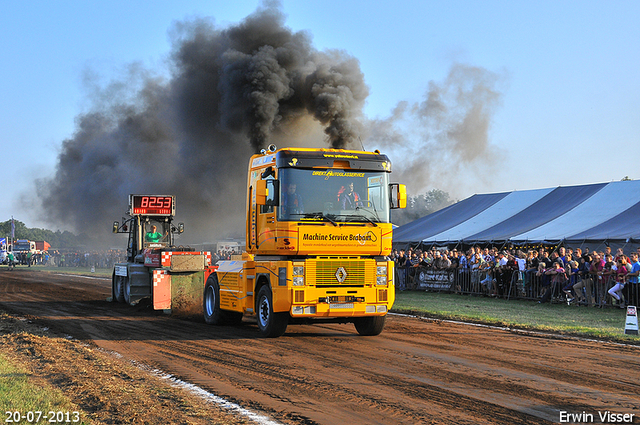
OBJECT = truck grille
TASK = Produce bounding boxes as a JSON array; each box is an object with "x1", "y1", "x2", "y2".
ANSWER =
[{"x1": 309, "y1": 259, "x2": 375, "y2": 287}]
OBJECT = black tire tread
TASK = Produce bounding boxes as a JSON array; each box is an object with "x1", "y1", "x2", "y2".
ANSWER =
[{"x1": 354, "y1": 315, "x2": 386, "y2": 336}]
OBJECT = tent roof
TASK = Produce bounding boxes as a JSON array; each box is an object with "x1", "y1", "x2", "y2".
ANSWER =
[{"x1": 393, "y1": 180, "x2": 640, "y2": 245}]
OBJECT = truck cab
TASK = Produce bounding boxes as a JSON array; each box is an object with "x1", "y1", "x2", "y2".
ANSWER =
[{"x1": 248, "y1": 148, "x2": 402, "y2": 256}]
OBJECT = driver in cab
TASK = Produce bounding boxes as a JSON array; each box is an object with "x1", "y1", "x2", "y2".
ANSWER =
[
  {"x1": 339, "y1": 182, "x2": 363, "y2": 209},
  {"x1": 145, "y1": 225, "x2": 166, "y2": 243},
  {"x1": 282, "y1": 183, "x2": 304, "y2": 215}
]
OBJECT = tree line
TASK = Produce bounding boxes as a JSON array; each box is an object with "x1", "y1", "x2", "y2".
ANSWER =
[{"x1": 0, "y1": 219, "x2": 89, "y2": 249}]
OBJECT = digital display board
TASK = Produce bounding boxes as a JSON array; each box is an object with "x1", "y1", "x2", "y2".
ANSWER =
[{"x1": 130, "y1": 195, "x2": 174, "y2": 216}]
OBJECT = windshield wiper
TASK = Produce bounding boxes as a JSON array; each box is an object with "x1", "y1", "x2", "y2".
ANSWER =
[
  {"x1": 336, "y1": 214, "x2": 379, "y2": 227},
  {"x1": 353, "y1": 214, "x2": 378, "y2": 226},
  {"x1": 295, "y1": 212, "x2": 338, "y2": 226}
]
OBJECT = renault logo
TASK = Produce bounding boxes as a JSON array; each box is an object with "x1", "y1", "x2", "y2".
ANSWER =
[{"x1": 335, "y1": 267, "x2": 347, "y2": 283}]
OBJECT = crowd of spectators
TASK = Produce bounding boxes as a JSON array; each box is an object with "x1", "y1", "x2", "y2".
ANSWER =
[
  {"x1": 391, "y1": 245, "x2": 640, "y2": 308},
  {"x1": 212, "y1": 249, "x2": 240, "y2": 262},
  {"x1": 23, "y1": 250, "x2": 127, "y2": 269}
]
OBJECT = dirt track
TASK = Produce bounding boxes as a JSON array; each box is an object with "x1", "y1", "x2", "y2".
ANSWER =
[{"x1": 1, "y1": 270, "x2": 639, "y2": 424}]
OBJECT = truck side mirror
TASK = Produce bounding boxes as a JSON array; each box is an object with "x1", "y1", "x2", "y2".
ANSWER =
[
  {"x1": 389, "y1": 183, "x2": 407, "y2": 209},
  {"x1": 266, "y1": 179, "x2": 279, "y2": 207},
  {"x1": 112, "y1": 221, "x2": 119, "y2": 233},
  {"x1": 178, "y1": 223, "x2": 184, "y2": 233}
]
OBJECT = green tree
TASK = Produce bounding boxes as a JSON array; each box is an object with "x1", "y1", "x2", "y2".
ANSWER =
[
  {"x1": 391, "y1": 189, "x2": 454, "y2": 226},
  {"x1": 423, "y1": 189, "x2": 452, "y2": 213}
]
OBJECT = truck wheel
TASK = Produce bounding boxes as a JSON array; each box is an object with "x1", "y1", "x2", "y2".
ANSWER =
[
  {"x1": 123, "y1": 277, "x2": 132, "y2": 305},
  {"x1": 113, "y1": 274, "x2": 125, "y2": 303},
  {"x1": 256, "y1": 286, "x2": 288, "y2": 338},
  {"x1": 353, "y1": 315, "x2": 386, "y2": 336},
  {"x1": 203, "y1": 275, "x2": 224, "y2": 325}
]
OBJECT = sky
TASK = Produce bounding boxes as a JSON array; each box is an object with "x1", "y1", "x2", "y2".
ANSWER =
[{"x1": 1, "y1": 0, "x2": 639, "y2": 233}]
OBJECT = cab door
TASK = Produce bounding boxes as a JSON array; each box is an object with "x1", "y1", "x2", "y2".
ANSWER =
[{"x1": 256, "y1": 177, "x2": 278, "y2": 254}]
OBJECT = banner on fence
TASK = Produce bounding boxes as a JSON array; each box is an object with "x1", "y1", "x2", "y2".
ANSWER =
[{"x1": 416, "y1": 270, "x2": 454, "y2": 290}]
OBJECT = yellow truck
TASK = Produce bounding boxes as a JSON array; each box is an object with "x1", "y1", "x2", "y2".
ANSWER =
[{"x1": 204, "y1": 145, "x2": 406, "y2": 337}]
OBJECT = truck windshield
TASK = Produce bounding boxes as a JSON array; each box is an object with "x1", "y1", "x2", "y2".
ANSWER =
[{"x1": 278, "y1": 168, "x2": 391, "y2": 223}]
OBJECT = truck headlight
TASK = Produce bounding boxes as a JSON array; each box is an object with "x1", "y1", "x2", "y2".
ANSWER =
[
  {"x1": 293, "y1": 265, "x2": 304, "y2": 286},
  {"x1": 376, "y1": 264, "x2": 387, "y2": 285}
]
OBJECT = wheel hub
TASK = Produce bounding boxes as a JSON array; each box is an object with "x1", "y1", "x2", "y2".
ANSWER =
[{"x1": 259, "y1": 297, "x2": 270, "y2": 327}]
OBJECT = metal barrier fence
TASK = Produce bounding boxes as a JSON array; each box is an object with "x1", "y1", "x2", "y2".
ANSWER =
[{"x1": 395, "y1": 266, "x2": 640, "y2": 307}]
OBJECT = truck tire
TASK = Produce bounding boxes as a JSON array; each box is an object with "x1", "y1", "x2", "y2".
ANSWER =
[
  {"x1": 113, "y1": 274, "x2": 125, "y2": 303},
  {"x1": 203, "y1": 275, "x2": 244, "y2": 326},
  {"x1": 123, "y1": 277, "x2": 132, "y2": 305},
  {"x1": 256, "y1": 285, "x2": 288, "y2": 338},
  {"x1": 203, "y1": 275, "x2": 224, "y2": 325},
  {"x1": 353, "y1": 315, "x2": 386, "y2": 336}
]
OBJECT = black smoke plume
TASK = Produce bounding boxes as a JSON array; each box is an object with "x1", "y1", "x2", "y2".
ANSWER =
[{"x1": 34, "y1": 2, "x2": 368, "y2": 245}]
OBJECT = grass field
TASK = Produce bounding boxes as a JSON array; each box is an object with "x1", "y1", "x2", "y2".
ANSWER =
[
  {"x1": 0, "y1": 353, "x2": 88, "y2": 424},
  {"x1": 393, "y1": 291, "x2": 638, "y2": 343}
]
